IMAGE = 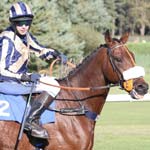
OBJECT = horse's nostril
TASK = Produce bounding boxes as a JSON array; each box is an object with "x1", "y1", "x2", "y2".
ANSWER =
[{"x1": 136, "y1": 83, "x2": 149, "y2": 94}]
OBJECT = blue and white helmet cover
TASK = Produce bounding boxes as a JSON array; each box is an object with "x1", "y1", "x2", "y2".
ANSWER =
[{"x1": 9, "y1": 1, "x2": 34, "y2": 21}]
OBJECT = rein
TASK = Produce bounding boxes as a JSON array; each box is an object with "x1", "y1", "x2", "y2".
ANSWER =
[
  {"x1": 40, "y1": 80, "x2": 119, "y2": 91},
  {"x1": 42, "y1": 58, "x2": 120, "y2": 91},
  {"x1": 49, "y1": 58, "x2": 76, "y2": 76}
]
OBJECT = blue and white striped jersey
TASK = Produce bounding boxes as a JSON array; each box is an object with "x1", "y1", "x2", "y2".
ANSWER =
[{"x1": 0, "y1": 26, "x2": 58, "y2": 81}]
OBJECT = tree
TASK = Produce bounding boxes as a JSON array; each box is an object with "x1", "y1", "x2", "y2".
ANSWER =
[
  {"x1": 115, "y1": 0, "x2": 150, "y2": 36},
  {"x1": 128, "y1": 0, "x2": 150, "y2": 36},
  {"x1": 0, "y1": 1, "x2": 11, "y2": 32},
  {"x1": 57, "y1": 0, "x2": 111, "y2": 55},
  {"x1": 104, "y1": 0, "x2": 117, "y2": 36},
  {"x1": 114, "y1": 0, "x2": 129, "y2": 35},
  {"x1": 60, "y1": 0, "x2": 111, "y2": 31}
]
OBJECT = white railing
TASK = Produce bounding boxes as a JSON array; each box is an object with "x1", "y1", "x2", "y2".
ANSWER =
[{"x1": 106, "y1": 94, "x2": 150, "y2": 102}]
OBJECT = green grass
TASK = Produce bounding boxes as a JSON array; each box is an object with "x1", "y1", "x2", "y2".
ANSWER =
[
  {"x1": 128, "y1": 43, "x2": 150, "y2": 76},
  {"x1": 94, "y1": 102, "x2": 150, "y2": 150}
]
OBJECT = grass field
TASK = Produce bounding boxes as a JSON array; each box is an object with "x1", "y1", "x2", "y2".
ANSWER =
[{"x1": 93, "y1": 101, "x2": 150, "y2": 150}]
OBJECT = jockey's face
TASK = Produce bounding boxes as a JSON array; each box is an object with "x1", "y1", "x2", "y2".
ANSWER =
[
  {"x1": 16, "y1": 25, "x2": 29, "y2": 35},
  {"x1": 15, "y1": 20, "x2": 32, "y2": 35}
]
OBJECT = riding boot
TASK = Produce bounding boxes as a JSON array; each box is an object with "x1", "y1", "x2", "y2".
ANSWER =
[{"x1": 24, "y1": 91, "x2": 54, "y2": 139}]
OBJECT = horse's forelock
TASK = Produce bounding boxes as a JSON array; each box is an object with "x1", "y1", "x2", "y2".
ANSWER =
[{"x1": 112, "y1": 38, "x2": 120, "y2": 43}]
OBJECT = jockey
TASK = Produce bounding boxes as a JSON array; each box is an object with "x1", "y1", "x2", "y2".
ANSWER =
[{"x1": 0, "y1": 2, "x2": 67, "y2": 139}]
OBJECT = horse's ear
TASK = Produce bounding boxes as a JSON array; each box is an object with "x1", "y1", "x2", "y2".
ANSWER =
[
  {"x1": 105, "y1": 30, "x2": 112, "y2": 45},
  {"x1": 120, "y1": 32, "x2": 129, "y2": 44}
]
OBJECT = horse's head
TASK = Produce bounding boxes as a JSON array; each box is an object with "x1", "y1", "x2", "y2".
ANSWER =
[{"x1": 104, "y1": 30, "x2": 149, "y2": 99}]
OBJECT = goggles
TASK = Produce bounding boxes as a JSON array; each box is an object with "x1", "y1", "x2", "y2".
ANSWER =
[{"x1": 15, "y1": 20, "x2": 32, "y2": 26}]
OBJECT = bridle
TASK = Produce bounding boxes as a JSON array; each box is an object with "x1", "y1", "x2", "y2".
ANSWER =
[{"x1": 107, "y1": 43, "x2": 135, "y2": 92}]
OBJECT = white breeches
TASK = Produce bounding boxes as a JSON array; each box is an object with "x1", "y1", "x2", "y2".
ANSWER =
[{"x1": 0, "y1": 76, "x2": 60, "y2": 97}]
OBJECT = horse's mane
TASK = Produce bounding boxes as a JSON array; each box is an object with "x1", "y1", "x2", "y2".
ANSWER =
[
  {"x1": 57, "y1": 37, "x2": 122, "y2": 82},
  {"x1": 58, "y1": 44, "x2": 107, "y2": 82}
]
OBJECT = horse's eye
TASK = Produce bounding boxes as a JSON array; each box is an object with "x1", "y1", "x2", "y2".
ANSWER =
[{"x1": 114, "y1": 57, "x2": 122, "y2": 62}]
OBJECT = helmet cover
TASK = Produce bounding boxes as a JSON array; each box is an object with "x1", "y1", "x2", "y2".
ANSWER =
[{"x1": 9, "y1": 2, "x2": 34, "y2": 22}]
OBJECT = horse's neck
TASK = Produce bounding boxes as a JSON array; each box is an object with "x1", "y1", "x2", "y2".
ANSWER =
[
  {"x1": 59, "y1": 47, "x2": 109, "y2": 114},
  {"x1": 68, "y1": 48, "x2": 108, "y2": 90}
]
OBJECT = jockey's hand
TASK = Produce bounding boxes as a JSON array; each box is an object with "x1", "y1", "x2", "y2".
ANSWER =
[
  {"x1": 21, "y1": 74, "x2": 31, "y2": 82},
  {"x1": 21, "y1": 73, "x2": 41, "y2": 83},
  {"x1": 30, "y1": 73, "x2": 41, "y2": 83},
  {"x1": 58, "y1": 53, "x2": 68, "y2": 65}
]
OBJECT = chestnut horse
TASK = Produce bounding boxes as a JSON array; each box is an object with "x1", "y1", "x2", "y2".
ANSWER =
[{"x1": 0, "y1": 31, "x2": 148, "y2": 150}]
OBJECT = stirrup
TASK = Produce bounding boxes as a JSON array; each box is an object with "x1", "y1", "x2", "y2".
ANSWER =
[{"x1": 31, "y1": 129, "x2": 49, "y2": 139}]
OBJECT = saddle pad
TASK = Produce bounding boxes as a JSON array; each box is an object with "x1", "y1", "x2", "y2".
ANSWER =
[{"x1": 0, "y1": 94, "x2": 55, "y2": 124}]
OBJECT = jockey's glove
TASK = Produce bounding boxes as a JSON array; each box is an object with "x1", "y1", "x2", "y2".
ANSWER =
[
  {"x1": 21, "y1": 73, "x2": 41, "y2": 83},
  {"x1": 58, "y1": 53, "x2": 68, "y2": 65},
  {"x1": 20, "y1": 74, "x2": 31, "y2": 82},
  {"x1": 30, "y1": 73, "x2": 41, "y2": 83}
]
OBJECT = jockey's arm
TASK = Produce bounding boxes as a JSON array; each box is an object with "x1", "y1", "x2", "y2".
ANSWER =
[
  {"x1": 28, "y1": 33, "x2": 60, "y2": 60},
  {"x1": 28, "y1": 34, "x2": 67, "y2": 63},
  {"x1": 0, "y1": 38, "x2": 22, "y2": 80}
]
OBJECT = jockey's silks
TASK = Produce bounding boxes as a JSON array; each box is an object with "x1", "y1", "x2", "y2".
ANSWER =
[{"x1": 0, "y1": 26, "x2": 57, "y2": 80}]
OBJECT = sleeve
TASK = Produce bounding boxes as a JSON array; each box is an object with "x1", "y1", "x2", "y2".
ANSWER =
[
  {"x1": 0, "y1": 38, "x2": 22, "y2": 79},
  {"x1": 28, "y1": 34, "x2": 60, "y2": 60}
]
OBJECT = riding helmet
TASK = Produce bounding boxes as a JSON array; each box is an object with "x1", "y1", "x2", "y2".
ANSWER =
[{"x1": 9, "y1": 2, "x2": 34, "y2": 22}]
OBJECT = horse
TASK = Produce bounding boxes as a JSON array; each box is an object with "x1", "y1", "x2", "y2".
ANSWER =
[{"x1": 0, "y1": 30, "x2": 148, "y2": 150}]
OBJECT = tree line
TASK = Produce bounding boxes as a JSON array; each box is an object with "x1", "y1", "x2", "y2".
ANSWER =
[{"x1": 0, "y1": 0, "x2": 149, "y2": 71}]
